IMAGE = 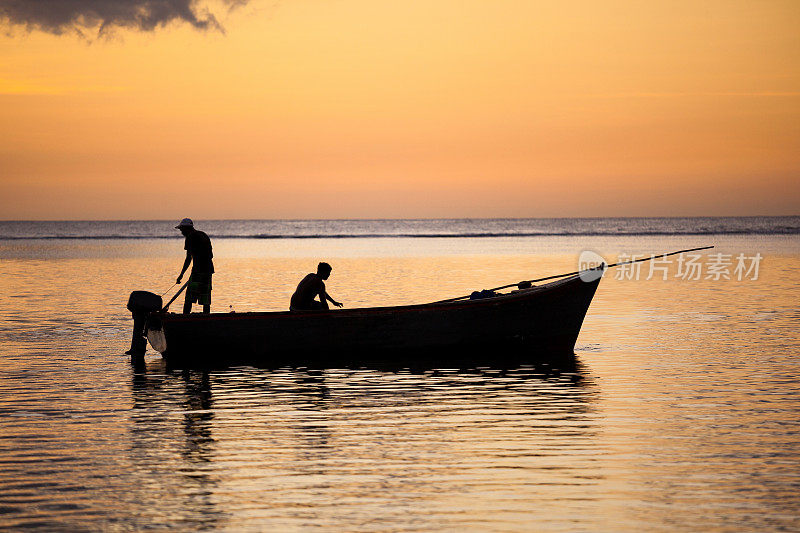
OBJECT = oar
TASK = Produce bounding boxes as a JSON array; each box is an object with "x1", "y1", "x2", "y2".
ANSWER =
[
  {"x1": 431, "y1": 245, "x2": 714, "y2": 304},
  {"x1": 161, "y1": 280, "x2": 190, "y2": 312}
]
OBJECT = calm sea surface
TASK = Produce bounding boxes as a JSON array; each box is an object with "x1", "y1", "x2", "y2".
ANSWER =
[{"x1": 1, "y1": 218, "x2": 799, "y2": 531}]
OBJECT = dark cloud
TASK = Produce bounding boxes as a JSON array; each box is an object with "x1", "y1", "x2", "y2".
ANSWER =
[{"x1": 0, "y1": 0, "x2": 250, "y2": 36}]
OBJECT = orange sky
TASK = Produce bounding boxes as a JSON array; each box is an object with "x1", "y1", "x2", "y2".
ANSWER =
[{"x1": 1, "y1": 0, "x2": 799, "y2": 219}]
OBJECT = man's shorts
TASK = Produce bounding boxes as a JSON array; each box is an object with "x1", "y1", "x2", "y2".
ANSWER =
[{"x1": 187, "y1": 272, "x2": 212, "y2": 305}]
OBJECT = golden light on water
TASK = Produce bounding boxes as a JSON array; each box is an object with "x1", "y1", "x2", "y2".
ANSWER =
[{"x1": 1, "y1": 231, "x2": 799, "y2": 529}]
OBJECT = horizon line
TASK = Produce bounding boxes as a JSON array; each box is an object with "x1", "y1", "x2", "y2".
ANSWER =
[{"x1": 1, "y1": 214, "x2": 798, "y2": 223}]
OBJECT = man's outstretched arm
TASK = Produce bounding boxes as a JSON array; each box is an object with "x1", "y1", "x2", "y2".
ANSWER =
[
  {"x1": 177, "y1": 251, "x2": 191, "y2": 283},
  {"x1": 324, "y1": 291, "x2": 343, "y2": 308}
]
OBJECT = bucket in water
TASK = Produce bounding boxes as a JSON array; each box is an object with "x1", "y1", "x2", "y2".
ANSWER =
[
  {"x1": 147, "y1": 328, "x2": 167, "y2": 353},
  {"x1": 145, "y1": 314, "x2": 167, "y2": 353}
]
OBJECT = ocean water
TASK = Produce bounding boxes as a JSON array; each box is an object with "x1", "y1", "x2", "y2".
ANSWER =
[
  {"x1": 1, "y1": 217, "x2": 799, "y2": 531},
  {"x1": 1, "y1": 216, "x2": 798, "y2": 240}
]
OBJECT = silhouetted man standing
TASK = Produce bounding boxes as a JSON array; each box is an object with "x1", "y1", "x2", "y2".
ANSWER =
[
  {"x1": 175, "y1": 218, "x2": 214, "y2": 314},
  {"x1": 290, "y1": 262, "x2": 343, "y2": 311}
]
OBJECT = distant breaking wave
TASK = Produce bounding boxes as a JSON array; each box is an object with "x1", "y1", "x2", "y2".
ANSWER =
[
  {"x1": 1, "y1": 229, "x2": 799, "y2": 240},
  {"x1": 0, "y1": 217, "x2": 797, "y2": 240}
]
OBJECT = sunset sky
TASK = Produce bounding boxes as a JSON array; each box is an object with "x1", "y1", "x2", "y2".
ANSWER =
[{"x1": 1, "y1": 0, "x2": 798, "y2": 219}]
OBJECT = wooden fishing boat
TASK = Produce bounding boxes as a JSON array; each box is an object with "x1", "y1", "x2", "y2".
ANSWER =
[{"x1": 146, "y1": 273, "x2": 601, "y2": 368}]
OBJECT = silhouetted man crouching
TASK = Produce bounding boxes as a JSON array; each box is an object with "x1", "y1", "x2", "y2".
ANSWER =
[{"x1": 290, "y1": 262, "x2": 343, "y2": 311}]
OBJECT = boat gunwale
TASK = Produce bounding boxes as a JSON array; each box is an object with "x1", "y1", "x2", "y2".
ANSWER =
[{"x1": 160, "y1": 274, "x2": 595, "y2": 323}]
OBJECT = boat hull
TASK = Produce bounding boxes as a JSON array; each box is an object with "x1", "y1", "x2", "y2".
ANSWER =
[{"x1": 155, "y1": 274, "x2": 600, "y2": 368}]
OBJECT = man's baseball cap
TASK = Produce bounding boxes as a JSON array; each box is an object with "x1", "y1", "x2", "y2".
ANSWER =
[{"x1": 175, "y1": 218, "x2": 194, "y2": 229}]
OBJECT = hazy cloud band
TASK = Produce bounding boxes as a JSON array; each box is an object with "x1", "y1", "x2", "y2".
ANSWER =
[{"x1": 0, "y1": 0, "x2": 249, "y2": 35}]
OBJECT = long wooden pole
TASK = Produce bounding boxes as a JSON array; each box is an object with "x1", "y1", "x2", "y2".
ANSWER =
[{"x1": 431, "y1": 245, "x2": 715, "y2": 304}]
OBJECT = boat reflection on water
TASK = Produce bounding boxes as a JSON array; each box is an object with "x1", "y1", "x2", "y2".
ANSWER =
[
  {"x1": 129, "y1": 363, "x2": 225, "y2": 530},
  {"x1": 125, "y1": 355, "x2": 603, "y2": 531}
]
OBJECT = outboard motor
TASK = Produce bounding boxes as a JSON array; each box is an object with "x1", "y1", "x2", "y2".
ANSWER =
[{"x1": 126, "y1": 291, "x2": 163, "y2": 361}]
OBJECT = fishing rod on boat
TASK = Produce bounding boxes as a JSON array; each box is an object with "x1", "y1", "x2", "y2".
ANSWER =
[
  {"x1": 600, "y1": 244, "x2": 714, "y2": 270},
  {"x1": 160, "y1": 282, "x2": 178, "y2": 298},
  {"x1": 161, "y1": 280, "x2": 190, "y2": 312},
  {"x1": 432, "y1": 245, "x2": 715, "y2": 304}
]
